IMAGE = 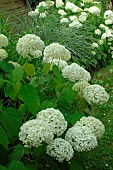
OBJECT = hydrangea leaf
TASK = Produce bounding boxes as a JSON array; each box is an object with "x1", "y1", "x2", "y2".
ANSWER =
[
  {"x1": 10, "y1": 144, "x2": 24, "y2": 161},
  {"x1": 0, "y1": 125, "x2": 9, "y2": 149},
  {"x1": 8, "y1": 160, "x2": 26, "y2": 170},
  {"x1": 0, "y1": 165, "x2": 8, "y2": 170},
  {"x1": 0, "y1": 61, "x2": 14, "y2": 73},
  {"x1": 19, "y1": 84, "x2": 40, "y2": 115},
  {"x1": 24, "y1": 63, "x2": 35, "y2": 77}
]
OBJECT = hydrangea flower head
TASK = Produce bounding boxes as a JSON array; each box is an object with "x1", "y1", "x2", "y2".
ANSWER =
[
  {"x1": 75, "y1": 116, "x2": 105, "y2": 139},
  {"x1": 36, "y1": 108, "x2": 67, "y2": 136},
  {"x1": 65, "y1": 125, "x2": 98, "y2": 152},
  {"x1": 0, "y1": 49, "x2": 8, "y2": 61},
  {"x1": 0, "y1": 34, "x2": 8, "y2": 48},
  {"x1": 83, "y1": 84, "x2": 109, "y2": 105},
  {"x1": 46, "y1": 138, "x2": 74, "y2": 162},
  {"x1": 16, "y1": 34, "x2": 45, "y2": 58},
  {"x1": 43, "y1": 43, "x2": 71, "y2": 62},
  {"x1": 88, "y1": 6, "x2": 100, "y2": 16}
]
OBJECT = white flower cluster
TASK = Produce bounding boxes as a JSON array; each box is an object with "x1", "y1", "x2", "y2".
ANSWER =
[
  {"x1": 72, "y1": 81, "x2": 90, "y2": 96},
  {"x1": 65, "y1": 125, "x2": 98, "y2": 152},
  {"x1": 28, "y1": 1, "x2": 54, "y2": 18},
  {"x1": 88, "y1": 6, "x2": 100, "y2": 16},
  {"x1": 43, "y1": 43, "x2": 71, "y2": 62},
  {"x1": 43, "y1": 58, "x2": 68, "y2": 71},
  {"x1": 46, "y1": 138, "x2": 74, "y2": 162},
  {"x1": 104, "y1": 10, "x2": 113, "y2": 25},
  {"x1": 78, "y1": 12, "x2": 88, "y2": 22},
  {"x1": 62, "y1": 63, "x2": 91, "y2": 82},
  {"x1": 83, "y1": 84, "x2": 109, "y2": 105},
  {"x1": 56, "y1": 0, "x2": 64, "y2": 8},
  {"x1": 0, "y1": 34, "x2": 8, "y2": 48},
  {"x1": 36, "y1": 108, "x2": 67, "y2": 136},
  {"x1": 65, "y1": 2, "x2": 82, "y2": 13},
  {"x1": 0, "y1": 49, "x2": 8, "y2": 61},
  {"x1": 16, "y1": 34, "x2": 45, "y2": 58},
  {"x1": 19, "y1": 119, "x2": 54, "y2": 147},
  {"x1": 75, "y1": 116, "x2": 105, "y2": 139}
]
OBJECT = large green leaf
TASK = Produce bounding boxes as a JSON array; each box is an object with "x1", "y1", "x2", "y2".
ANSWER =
[
  {"x1": 10, "y1": 144, "x2": 24, "y2": 161},
  {"x1": 0, "y1": 61, "x2": 14, "y2": 73},
  {"x1": 19, "y1": 84, "x2": 40, "y2": 115},
  {"x1": 0, "y1": 165, "x2": 8, "y2": 170},
  {"x1": 24, "y1": 63, "x2": 35, "y2": 77},
  {"x1": 0, "y1": 107, "x2": 22, "y2": 141},
  {"x1": 42, "y1": 63, "x2": 50, "y2": 75},
  {"x1": 8, "y1": 160, "x2": 26, "y2": 170},
  {"x1": 0, "y1": 125, "x2": 9, "y2": 149},
  {"x1": 8, "y1": 66, "x2": 24, "y2": 84}
]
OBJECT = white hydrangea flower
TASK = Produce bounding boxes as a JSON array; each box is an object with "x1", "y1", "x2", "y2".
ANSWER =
[
  {"x1": 83, "y1": 84, "x2": 109, "y2": 105},
  {"x1": 62, "y1": 63, "x2": 91, "y2": 82},
  {"x1": 19, "y1": 119, "x2": 54, "y2": 147},
  {"x1": 36, "y1": 108, "x2": 67, "y2": 136},
  {"x1": 46, "y1": 138, "x2": 74, "y2": 162},
  {"x1": 0, "y1": 49, "x2": 8, "y2": 61},
  {"x1": 43, "y1": 43, "x2": 71, "y2": 62},
  {"x1": 104, "y1": 10, "x2": 113, "y2": 20},
  {"x1": 98, "y1": 39, "x2": 104, "y2": 45},
  {"x1": 16, "y1": 34, "x2": 45, "y2": 58},
  {"x1": 58, "y1": 9, "x2": 67, "y2": 16},
  {"x1": 95, "y1": 29, "x2": 101, "y2": 35},
  {"x1": 101, "y1": 33, "x2": 107, "y2": 40},
  {"x1": 72, "y1": 81, "x2": 90, "y2": 92},
  {"x1": 91, "y1": 43, "x2": 99, "y2": 48},
  {"x1": 78, "y1": 12, "x2": 88, "y2": 22},
  {"x1": 75, "y1": 116, "x2": 105, "y2": 139},
  {"x1": 39, "y1": 13, "x2": 47, "y2": 18},
  {"x1": 69, "y1": 21, "x2": 82, "y2": 28},
  {"x1": 105, "y1": 19, "x2": 113, "y2": 25},
  {"x1": 65, "y1": 125, "x2": 98, "y2": 152},
  {"x1": 65, "y1": 2, "x2": 80, "y2": 13},
  {"x1": 88, "y1": 6, "x2": 100, "y2": 16},
  {"x1": 56, "y1": 0, "x2": 64, "y2": 8},
  {"x1": 69, "y1": 15, "x2": 78, "y2": 21},
  {"x1": 60, "y1": 18, "x2": 69, "y2": 23},
  {"x1": 43, "y1": 58, "x2": 68, "y2": 71},
  {"x1": 0, "y1": 34, "x2": 8, "y2": 48},
  {"x1": 8, "y1": 61, "x2": 20, "y2": 68},
  {"x1": 30, "y1": 50, "x2": 42, "y2": 58}
]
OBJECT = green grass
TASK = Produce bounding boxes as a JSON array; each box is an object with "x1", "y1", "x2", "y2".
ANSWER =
[{"x1": 81, "y1": 63, "x2": 113, "y2": 170}]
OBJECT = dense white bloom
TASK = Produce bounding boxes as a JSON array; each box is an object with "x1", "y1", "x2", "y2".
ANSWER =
[
  {"x1": 65, "y1": 125, "x2": 98, "y2": 152},
  {"x1": 69, "y1": 15, "x2": 78, "y2": 21},
  {"x1": 95, "y1": 29, "x2": 101, "y2": 35},
  {"x1": 0, "y1": 34, "x2": 8, "y2": 48},
  {"x1": 46, "y1": 138, "x2": 74, "y2": 162},
  {"x1": 104, "y1": 10, "x2": 113, "y2": 19},
  {"x1": 75, "y1": 116, "x2": 105, "y2": 139},
  {"x1": 37, "y1": 1, "x2": 54, "y2": 9},
  {"x1": 43, "y1": 43, "x2": 71, "y2": 61},
  {"x1": 78, "y1": 12, "x2": 88, "y2": 22},
  {"x1": 88, "y1": 6, "x2": 100, "y2": 16},
  {"x1": 8, "y1": 61, "x2": 20, "y2": 68},
  {"x1": 105, "y1": 29, "x2": 112, "y2": 37},
  {"x1": 62, "y1": 63, "x2": 91, "y2": 82},
  {"x1": 91, "y1": 43, "x2": 99, "y2": 48},
  {"x1": 16, "y1": 34, "x2": 45, "y2": 58},
  {"x1": 36, "y1": 108, "x2": 67, "y2": 136},
  {"x1": 30, "y1": 50, "x2": 42, "y2": 58},
  {"x1": 44, "y1": 58, "x2": 68, "y2": 71},
  {"x1": 39, "y1": 12, "x2": 47, "y2": 18},
  {"x1": 56, "y1": 0, "x2": 64, "y2": 8},
  {"x1": 0, "y1": 49, "x2": 8, "y2": 61},
  {"x1": 105, "y1": 19, "x2": 113, "y2": 25},
  {"x1": 72, "y1": 81, "x2": 90, "y2": 92},
  {"x1": 58, "y1": 9, "x2": 67, "y2": 16},
  {"x1": 69, "y1": 21, "x2": 82, "y2": 28},
  {"x1": 98, "y1": 39, "x2": 104, "y2": 45},
  {"x1": 83, "y1": 84, "x2": 109, "y2": 105},
  {"x1": 101, "y1": 33, "x2": 107, "y2": 40},
  {"x1": 19, "y1": 119, "x2": 54, "y2": 147},
  {"x1": 65, "y1": 2, "x2": 80, "y2": 13},
  {"x1": 60, "y1": 18, "x2": 69, "y2": 23}
]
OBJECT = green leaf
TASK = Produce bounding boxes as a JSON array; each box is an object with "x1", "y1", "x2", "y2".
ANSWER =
[
  {"x1": 4, "y1": 82, "x2": 21, "y2": 99},
  {"x1": 25, "y1": 165, "x2": 38, "y2": 170},
  {"x1": 8, "y1": 66, "x2": 24, "y2": 84},
  {"x1": 10, "y1": 144, "x2": 24, "y2": 161},
  {"x1": 8, "y1": 160, "x2": 26, "y2": 170},
  {"x1": 70, "y1": 112, "x2": 85, "y2": 126},
  {"x1": 0, "y1": 165, "x2": 7, "y2": 170},
  {"x1": 0, "y1": 125, "x2": 9, "y2": 149},
  {"x1": 42, "y1": 63, "x2": 50, "y2": 75},
  {"x1": 52, "y1": 65, "x2": 63, "y2": 80},
  {"x1": 19, "y1": 84, "x2": 40, "y2": 115},
  {"x1": 39, "y1": 100, "x2": 57, "y2": 111},
  {"x1": 0, "y1": 145, "x2": 8, "y2": 165},
  {"x1": 0, "y1": 107, "x2": 22, "y2": 141},
  {"x1": 0, "y1": 61, "x2": 14, "y2": 73},
  {"x1": 24, "y1": 63, "x2": 35, "y2": 77}
]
